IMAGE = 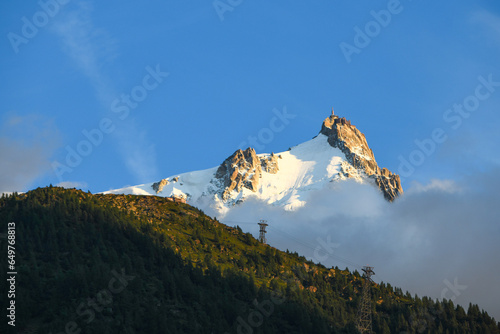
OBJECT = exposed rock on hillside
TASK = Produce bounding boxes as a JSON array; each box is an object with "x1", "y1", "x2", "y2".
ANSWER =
[
  {"x1": 261, "y1": 153, "x2": 279, "y2": 174},
  {"x1": 152, "y1": 178, "x2": 169, "y2": 193},
  {"x1": 214, "y1": 148, "x2": 262, "y2": 200},
  {"x1": 213, "y1": 148, "x2": 280, "y2": 201}
]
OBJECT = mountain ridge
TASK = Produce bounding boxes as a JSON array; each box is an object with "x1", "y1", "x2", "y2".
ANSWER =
[{"x1": 104, "y1": 112, "x2": 403, "y2": 214}]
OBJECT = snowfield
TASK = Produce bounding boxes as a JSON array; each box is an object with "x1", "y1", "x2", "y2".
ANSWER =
[{"x1": 103, "y1": 134, "x2": 372, "y2": 216}]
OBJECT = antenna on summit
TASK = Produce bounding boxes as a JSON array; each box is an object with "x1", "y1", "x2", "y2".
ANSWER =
[{"x1": 331, "y1": 107, "x2": 335, "y2": 116}]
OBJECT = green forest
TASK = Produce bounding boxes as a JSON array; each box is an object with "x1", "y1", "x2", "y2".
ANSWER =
[{"x1": 0, "y1": 186, "x2": 498, "y2": 333}]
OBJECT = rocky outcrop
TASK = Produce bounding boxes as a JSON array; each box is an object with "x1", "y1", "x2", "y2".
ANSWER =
[
  {"x1": 261, "y1": 153, "x2": 279, "y2": 174},
  {"x1": 214, "y1": 148, "x2": 262, "y2": 200},
  {"x1": 151, "y1": 175, "x2": 182, "y2": 194},
  {"x1": 371, "y1": 168, "x2": 402, "y2": 202},
  {"x1": 320, "y1": 112, "x2": 403, "y2": 201},
  {"x1": 214, "y1": 148, "x2": 280, "y2": 201},
  {"x1": 152, "y1": 178, "x2": 169, "y2": 194}
]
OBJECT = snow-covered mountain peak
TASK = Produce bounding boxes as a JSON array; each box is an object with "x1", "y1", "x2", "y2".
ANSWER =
[{"x1": 103, "y1": 112, "x2": 403, "y2": 215}]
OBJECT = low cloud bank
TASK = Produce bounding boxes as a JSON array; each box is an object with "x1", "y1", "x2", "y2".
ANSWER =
[{"x1": 217, "y1": 170, "x2": 500, "y2": 321}]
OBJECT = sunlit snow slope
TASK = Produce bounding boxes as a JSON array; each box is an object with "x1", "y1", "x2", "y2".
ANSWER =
[{"x1": 103, "y1": 134, "x2": 370, "y2": 216}]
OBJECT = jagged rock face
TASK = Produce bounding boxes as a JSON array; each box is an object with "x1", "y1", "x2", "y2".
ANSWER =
[
  {"x1": 371, "y1": 168, "x2": 402, "y2": 202},
  {"x1": 215, "y1": 148, "x2": 262, "y2": 200},
  {"x1": 320, "y1": 114, "x2": 403, "y2": 201},
  {"x1": 214, "y1": 148, "x2": 280, "y2": 201}
]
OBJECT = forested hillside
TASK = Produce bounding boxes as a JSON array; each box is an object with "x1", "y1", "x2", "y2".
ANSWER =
[{"x1": 0, "y1": 187, "x2": 498, "y2": 333}]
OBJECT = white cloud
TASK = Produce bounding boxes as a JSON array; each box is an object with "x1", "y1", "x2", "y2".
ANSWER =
[
  {"x1": 0, "y1": 113, "x2": 60, "y2": 193},
  {"x1": 407, "y1": 179, "x2": 462, "y2": 194},
  {"x1": 219, "y1": 171, "x2": 500, "y2": 321}
]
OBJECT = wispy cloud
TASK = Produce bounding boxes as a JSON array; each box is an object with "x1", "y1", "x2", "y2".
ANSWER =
[
  {"x1": 56, "y1": 181, "x2": 88, "y2": 189},
  {"x1": 407, "y1": 179, "x2": 462, "y2": 194},
  {"x1": 52, "y1": 1, "x2": 117, "y2": 103},
  {"x1": 114, "y1": 123, "x2": 159, "y2": 183},
  {"x1": 471, "y1": 9, "x2": 500, "y2": 42},
  {"x1": 51, "y1": 1, "x2": 159, "y2": 184}
]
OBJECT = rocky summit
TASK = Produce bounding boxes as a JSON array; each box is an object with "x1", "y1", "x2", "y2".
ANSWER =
[
  {"x1": 319, "y1": 112, "x2": 403, "y2": 201},
  {"x1": 104, "y1": 111, "x2": 404, "y2": 214}
]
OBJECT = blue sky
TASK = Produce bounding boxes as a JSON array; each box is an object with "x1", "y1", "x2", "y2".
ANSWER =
[
  {"x1": 2, "y1": 0, "x2": 500, "y2": 321},
  {"x1": 1, "y1": 0, "x2": 500, "y2": 193}
]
